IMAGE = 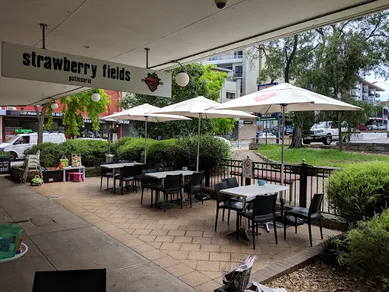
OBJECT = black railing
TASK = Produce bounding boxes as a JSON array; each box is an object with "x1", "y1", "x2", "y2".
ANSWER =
[{"x1": 207, "y1": 159, "x2": 339, "y2": 215}]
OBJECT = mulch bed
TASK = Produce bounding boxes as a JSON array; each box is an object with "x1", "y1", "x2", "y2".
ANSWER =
[{"x1": 267, "y1": 262, "x2": 384, "y2": 292}]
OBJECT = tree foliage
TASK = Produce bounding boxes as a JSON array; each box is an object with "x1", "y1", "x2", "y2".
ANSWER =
[
  {"x1": 256, "y1": 11, "x2": 389, "y2": 148},
  {"x1": 60, "y1": 89, "x2": 111, "y2": 137},
  {"x1": 121, "y1": 64, "x2": 234, "y2": 138}
]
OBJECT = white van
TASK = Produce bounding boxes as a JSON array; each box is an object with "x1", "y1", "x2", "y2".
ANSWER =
[{"x1": 0, "y1": 133, "x2": 66, "y2": 160}]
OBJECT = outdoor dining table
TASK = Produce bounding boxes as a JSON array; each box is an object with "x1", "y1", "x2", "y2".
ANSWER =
[
  {"x1": 145, "y1": 170, "x2": 194, "y2": 207},
  {"x1": 220, "y1": 183, "x2": 289, "y2": 240},
  {"x1": 100, "y1": 162, "x2": 144, "y2": 193}
]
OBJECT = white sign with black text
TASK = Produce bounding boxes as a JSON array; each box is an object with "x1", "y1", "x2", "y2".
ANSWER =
[{"x1": 1, "y1": 42, "x2": 172, "y2": 97}]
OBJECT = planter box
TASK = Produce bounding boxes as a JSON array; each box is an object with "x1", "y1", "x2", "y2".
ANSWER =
[{"x1": 42, "y1": 170, "x2": 62, "y2": 183}]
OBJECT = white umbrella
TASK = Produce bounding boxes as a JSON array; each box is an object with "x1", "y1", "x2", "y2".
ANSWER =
[
  {"x1": 103, "y1": 104, "x2": 190, "y2": 163},
  {"x1": 214, "y1": 83, "x2": 361, "y2": 184},
  {"x1": 151, "y1": 96, "x2": 256, "y2": 171}
]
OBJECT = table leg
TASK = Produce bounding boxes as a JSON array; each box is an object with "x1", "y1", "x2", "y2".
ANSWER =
[
  {"x1": 83, "y1": 167, "x2": 86, "y2": 180},
  {"x1": 113, "y1": 169, "x2": 116, "y2": 193},
  {"x1": 228, "y1": 196, "x2": 251, "y2": 241},
  {"x1": 63, "y1": 170, "x2": 66, "y2": 182}
]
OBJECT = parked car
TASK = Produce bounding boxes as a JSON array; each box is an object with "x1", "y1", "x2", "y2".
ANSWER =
[
  {"x1": 213, "y1": 136, "x2": 232, "y2": 147},
  {"x1": 378, "y1": 125, "x2": 386, "y2": 130},
  {"x1": 257, "y1": 132, "x2": 277, "y2": 139},
  {"x1": 303, "y1": 121, "x2": 347, "y2": 145},
  {"x1": 367, "y1": 124, "x2": 378, "y2": 131},
  {"x1": 0, "y1": 132, "x2": 66, "y2": 160}
]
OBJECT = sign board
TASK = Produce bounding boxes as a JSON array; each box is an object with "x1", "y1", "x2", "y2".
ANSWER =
[
  {"x1": 0, "y1": 151, "x2": 11, "y2": 175},
  {"x1": 15, "y1": 129, "x2": 33, "y2": 133},
  {"x1": 1, "y1": 42, "x2": 172, "y2": 98},
  {"x1": 259, "y1": 113, "x2": 278, "y2": 121},
  {"x1": 243, "y1": 121, "x2": 253, "y2": 125},
  {"x1": 242, "y1": 157, "x2": 253, "y2": 179}
]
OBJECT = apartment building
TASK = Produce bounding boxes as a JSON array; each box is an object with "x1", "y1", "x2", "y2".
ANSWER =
[{"x1": 350, "y1": 80, "x2": 385, "y2": 105}]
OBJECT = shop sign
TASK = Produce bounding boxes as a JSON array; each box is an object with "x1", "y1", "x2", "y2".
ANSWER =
[
  {"x1": 14, "y1": 129, "x2": 33, "y2": 133},
  {"x1": 2, "y1": 42, "x2": 172, "y2": 98},
  {"x1": 0, "y1": 151, "x2": 10, "y2": 175},
  {"x1": 19, "y1": 111, "x2": 64, "y2": 117},
  {"x1": 243, "y1": 121, "x2": 253, "y2": 125},
  {"x1": 259, "y1": 113, "x2": 277, "y2": 121}
]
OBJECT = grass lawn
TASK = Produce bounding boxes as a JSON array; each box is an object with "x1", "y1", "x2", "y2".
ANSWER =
[{"x1": 257, "y1": 144, "x2": 389, "y2": 167}]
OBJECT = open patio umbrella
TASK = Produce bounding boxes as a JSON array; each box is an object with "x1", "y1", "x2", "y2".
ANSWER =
[
  {"x1": 151, "y1": 96, "x2": 256, "y2": 171},
  {"x1": 103, "y1": 104, "x2": 190, "y2": 163},
  {"x1": 214, "y1": 83, "x2": 361, "y2": 184}
]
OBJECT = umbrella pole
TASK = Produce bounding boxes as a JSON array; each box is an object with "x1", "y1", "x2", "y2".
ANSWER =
[
  {"x1": 281, "y1": 105, "x2": 286, "y2": 185},
  {"x1": 144, "y1": 117, "x2": 148, "y2": 164},
  {"x1": 196, "y1": 115, "x2": 201, "y2": 172}
]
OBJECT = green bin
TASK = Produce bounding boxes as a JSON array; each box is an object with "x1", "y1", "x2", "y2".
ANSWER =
[{"x1": 0, "y1": 224, "x2": 24, "y2": 260}]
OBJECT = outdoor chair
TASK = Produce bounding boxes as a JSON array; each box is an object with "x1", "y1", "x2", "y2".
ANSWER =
[
  {"x1": 100, "y1": 166, "x2": 119, "y2": 191},
  {"x1": 149, "y1": 174, "x2": 183, "y2": 212},
  {"x1": 237, "y1": 193, "x2": 278, "y2": 249},
  {"x1": 222, "y1": 177, "x2": 239, "y2": 188},
  {"x1": 139, "y1": 168, "x2": 158, "y2": 205},
  {"x1": 214, "y1": 181, "x2": 244, "y2": 232},
  {"x1": 283, "y1": 193, "x2": 324, "y2": 247},
  {"x1": 182, "y1": 172, "x2": 203, "y2": 207},
  {"x1": 116, "y1": 166, "x2": 136, "y2": 195},
  {"x1": 134, "y1": 164, "x2": 148, "y2": 190}
]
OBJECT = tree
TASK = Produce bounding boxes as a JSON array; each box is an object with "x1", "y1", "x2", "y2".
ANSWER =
[
  {"x1": 60, "y1": 89, "x2": 111, "y2": 137},
  {"x1": 34, "y1": 102, "x2": 54, "y2": 145},
  {"x1": 256, "y1": 11, "x2": 389, "y2": 149},
  {"x1": 121, "y1": 64, "x2": 234, "y2": 138}
]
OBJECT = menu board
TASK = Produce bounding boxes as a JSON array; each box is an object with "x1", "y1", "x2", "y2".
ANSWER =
[{"x1": 0, "y1": 152, "x2": 11, "y2": 175}]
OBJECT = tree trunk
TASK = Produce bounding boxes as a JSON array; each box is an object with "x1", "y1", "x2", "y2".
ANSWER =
[
  {"x1": 289, "y1": 127, "x2": 303, "y2": 148},
  {"x1": 34, "y1": 104, "x2": 48, "y2": 145},
  {"x1": 338, "y1": 112, "x2": 343, "y2": 151}
]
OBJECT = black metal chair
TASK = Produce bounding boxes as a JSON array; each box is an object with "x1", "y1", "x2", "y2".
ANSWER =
[
  {"x1": 237, "y1": 193, "x2": 278, "y2": 249},
  {"x1": 182, "y1": 172, "x2": 203, "y2": 207},
  {"x1": 100, "y1": 166, "x2": 119, "y2": 191},
  {"x1": 150, "y1": 174, "x2": 183, "y2": 212},
  {"x1": 283, "y1": 193, "x2": 324, "y2": 247},
  {"x1": 134, "y1": 164, "x2": 147, "y2": 190},
  {"x1": 214, "y1": 181, "x2": 244, "y2": 232},
  {"x1": 116, "y1": 166, "x2": 136, "y2": 195},
  {"x1": 138, "y1": 168, "x2": 158, "y2": 205},
  {"x1": 222, "y1": 177, "x2": 239, "y2": 188}
]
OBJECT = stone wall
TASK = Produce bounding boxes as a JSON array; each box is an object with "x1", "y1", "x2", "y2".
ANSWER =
[{"x1": 342, "y1": 142, "x2": 389, "y2": 154}]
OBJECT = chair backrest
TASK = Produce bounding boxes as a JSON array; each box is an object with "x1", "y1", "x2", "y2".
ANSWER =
[
  {"x1": 101, "y1": 167, "x2": 112, "y2": 175},
  {"x1": 121, "y1": 166, "x2": 136, "y2": 177},
  {"x1": 222, "y1": 177, "x2": 239, "y2": 188},
  {"x1": 142, "y1": 168, "x2": 156, "y2": 175},
  {"x1": 309, "y1": 193, "x2": 324, "y2": 215},
  {"x1": 252, "y1": 193, "x2": 278, "y2": 217},
  {"x1": 134, "y1": 164, "x2": 147, "y2": 176},
  {"x1": 164, "y1": 174, "x2": 182, "y2": 190},
  {"x1": 214, "y1": 181, "x2": 230, "y2": 204},
  {"x1": 190, "y1": 172, "x2": 203, "y2": 186}
]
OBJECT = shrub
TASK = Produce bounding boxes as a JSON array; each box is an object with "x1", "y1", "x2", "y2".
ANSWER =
[
  {"x1": 117, "y1": 138, "x2": 149, "y2": 161},
  {"x1": 111, "y1": 136, "x2": 133, "y2": 156},
  {"x1": 327, "y1": 162, "x2": 389, "y2": 223},
  {"x1": 146, "y1": 139, "x2": 178, "y2": 167},
  {"x1": 25, "y1": 140, "x2": 109, "y2": 167},
  {"x1": 337, "y1": 209, "x2": 389, "y2": 286},
  {"x1": 25, "y1": 142, "x2": 64, "y2": 167}
]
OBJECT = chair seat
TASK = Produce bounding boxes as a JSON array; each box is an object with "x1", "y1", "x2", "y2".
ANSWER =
[
  {"x1": 149, "y1": 184, "x2": 163, "y2": 190},
  {"x1": 239, "y1": 211, "x2": 275, "y2": 222},
  {"x1": 222, "y1": 201, "x2": 243, "y2": 210},
  {"x1": 120, "y1": 176, "x2": 135, "y2": 181},
  {"x1": 285, "y1": 206, "x2": 321, "y2": 219},
  {"x1": 102, "y1": 172, "x2": 118, "y2": 177}
]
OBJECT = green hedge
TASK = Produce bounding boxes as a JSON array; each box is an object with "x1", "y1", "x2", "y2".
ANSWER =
[
  {"x1": 25, "y1": 140, "x2": 108, "y2": 167},
  {"x1": 327, "y1": 162, "x2": 389, "y2": 223},
  {"x1": 112, "y1": 135, "x2": 231, "y2": 170},
  {"x1": 337, "y1": 209, "x2": 389, "y2": 287}
]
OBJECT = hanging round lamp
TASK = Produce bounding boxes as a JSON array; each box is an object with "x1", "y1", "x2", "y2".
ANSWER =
[
  {"x1": 51, "y1": 102, "x2": 58, "y2": 110},
  {"x1": 91, "y1": 91, "x2": 101, "y2": 102},
  {"x1": 174, "y1": 61, "x2": 190, "y2": 87}
]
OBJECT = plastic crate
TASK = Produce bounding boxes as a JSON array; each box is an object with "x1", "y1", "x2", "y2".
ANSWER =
[{"x1": 43, "y1": 170, "x2": 62, "y2": 183}]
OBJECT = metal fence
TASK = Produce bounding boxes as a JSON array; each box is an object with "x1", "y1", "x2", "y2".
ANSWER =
[{"x1": 207, "y1": 159, "x2": 340, "y2": 215}]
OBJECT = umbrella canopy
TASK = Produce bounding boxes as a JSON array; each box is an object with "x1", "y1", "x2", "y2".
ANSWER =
[
  {"x1": 151, "y1": 96, "x2": 256, "y2": 171},
  {"x1": 212, "y1": 83, "x2": 360, "y2": 185},
  {"x1": 214, "y1": 83, "x2": 361, "y2": 113},
  {"x1": 151, "y1": 96, "x2": 256, "y2": 119},
  {"x1": 103, "y1": 104, "x2": 190, "y2": 163},
  {"x1": 104, "y1": 103, "x2": 191, "y2": 122}
]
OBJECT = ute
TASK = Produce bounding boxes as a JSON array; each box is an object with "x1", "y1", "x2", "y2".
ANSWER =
[{"x1": 303, "y1": 121, "x2": 349, "y2": 145}]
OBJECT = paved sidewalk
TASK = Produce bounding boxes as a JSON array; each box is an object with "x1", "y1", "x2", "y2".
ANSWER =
[{"x1": 0, "y1": 177, "x2": 194, "y2": 292}]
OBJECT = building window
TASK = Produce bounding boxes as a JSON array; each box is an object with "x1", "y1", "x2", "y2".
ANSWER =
[
  {"x1": 234, "y1": 65, "x2": 243, "y2": 77},
  {"x1": 226, "y1": 92, "x2": 236, "y2": 99},
  {"x1": 234, "y1": 51, "x2": 243, "y2": 58}
]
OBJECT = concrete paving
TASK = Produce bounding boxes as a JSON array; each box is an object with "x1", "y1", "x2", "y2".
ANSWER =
[{"x1": 0, "y1": 177, "x2": 195, "y2": 292}]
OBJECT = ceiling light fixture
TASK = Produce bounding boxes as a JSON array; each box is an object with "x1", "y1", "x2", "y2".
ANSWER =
[
  {"x1": 174, "y1": 61, "x2": 190, "y2": 87},
  {"x1": 91, "y1": 90, "x2": 101, "y2": 102},
  {"x1": 51, "y1": 102, "x2": 58, "y2": 110}
]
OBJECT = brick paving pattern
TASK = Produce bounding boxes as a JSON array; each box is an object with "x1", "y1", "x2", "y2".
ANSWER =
[{"x1": 36, "y1": 177, "x2": 339, "y2": 291}]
